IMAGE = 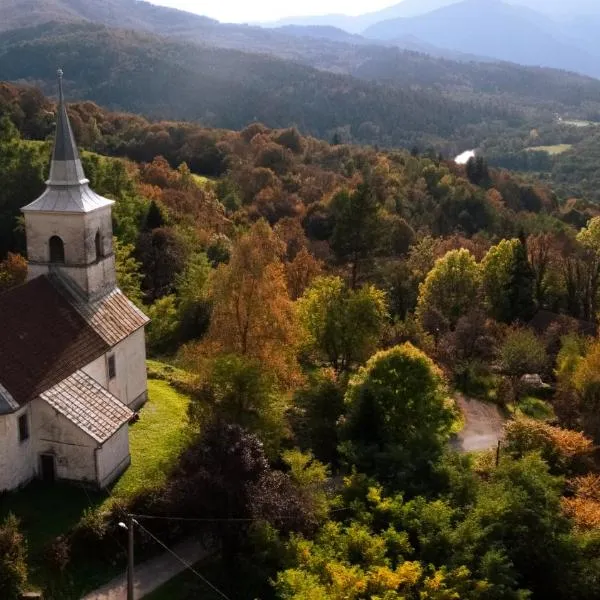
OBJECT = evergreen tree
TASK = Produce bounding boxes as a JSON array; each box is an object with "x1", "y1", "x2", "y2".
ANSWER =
[
  {"x1": 505, "y1": 235, "x2": 536, "y2": 323},
  {"x1": 144, "y1": 199, "x2": 165, "y2": 230},
  {"x1": 330, "y1": 175, "x2": 383, "y2": 288}
]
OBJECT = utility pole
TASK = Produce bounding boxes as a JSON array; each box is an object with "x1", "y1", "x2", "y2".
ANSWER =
[
  {"x1": 119, "y1": 516, "x2": 136, "y2": 600},
  {"x1": 128, "y1": 515, "x2": 135, "y2": 600}
]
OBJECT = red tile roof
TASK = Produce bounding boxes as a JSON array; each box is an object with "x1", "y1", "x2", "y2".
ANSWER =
[
  {"x1": 71, "y1": 288, "x2": 150, "y2": 346},
  {"x1": 0, "y1": 277, "x2": 109, "y2": 406},
  {"x1": 41, "y1": 370, "x2": 133, "y2": 443},
  {"x1": 0, "y1": 276, "x2": 148, "y2": 408}
]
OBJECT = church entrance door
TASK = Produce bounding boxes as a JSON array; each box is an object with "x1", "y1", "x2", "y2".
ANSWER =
[{"x1": 40, "y1": 454, "x2": 56, "y2": 483}]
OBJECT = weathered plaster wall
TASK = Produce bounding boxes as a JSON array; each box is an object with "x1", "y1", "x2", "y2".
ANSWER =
[
  {"x1": 32, "y1": 398, "x2": 97, "y2": 483},
  {"x1": 107, "y1": 329, "x2": 148, "y2": 409},
  {"x1": 24, "y1": 206, "x2": 116, "y2": 296},
  {"x1": 0, "y1": 407, "x2": 35, "y2": 491},
  {"x1": 82, "y1": 329, "x2": 147, "y2": 409},
  {"x1": 97, "y1": 425, "x2": 130, "y2": 487}
]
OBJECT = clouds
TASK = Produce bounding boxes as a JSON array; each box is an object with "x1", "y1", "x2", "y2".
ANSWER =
[{"x1": 149, "y1": 0, "x2": 396, "y2": 23}]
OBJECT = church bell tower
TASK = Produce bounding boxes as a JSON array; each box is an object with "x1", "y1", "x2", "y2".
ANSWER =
[{"x1": 21, "y1": 69, "x2": 117, "y2": 300}]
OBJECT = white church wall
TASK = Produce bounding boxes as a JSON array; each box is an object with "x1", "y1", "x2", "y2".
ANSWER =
[
  {"x1": 82, "y1": 328, "x2": 148, "y2": 410},
  {"x1": 82, "y1": 354, "x2": 109, "y2": 389},
  {"x1": 0, "y1": 407, "x2": 36, "y2": 492},
  {"x1": 107, "y1": 329, "x2": 148, "y2": 409},
  {"x1": 96, "y1": 425, "x2": 130, "y2": 488},
  {"x1": 32, "y1": 399, "x2": 97, "y2": 484}
]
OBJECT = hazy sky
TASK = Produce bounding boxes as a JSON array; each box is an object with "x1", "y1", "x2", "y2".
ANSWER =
[{"x1": 150, "y1": 0, "x2": 397, "y2": 24}]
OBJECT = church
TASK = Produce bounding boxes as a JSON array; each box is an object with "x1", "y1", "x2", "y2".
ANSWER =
[{"x1": 0, "y1": 71, "x2": 149, "y2": 492}]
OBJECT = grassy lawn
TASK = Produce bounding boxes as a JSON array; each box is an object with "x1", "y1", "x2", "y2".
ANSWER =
[
  {"x1": 525, "y1": 144, "x2": 573, "y2": 155},
  {"x1": 514, "y1": 395, "x2": 556, "y2": 422},
  {"x1": 108, "y1": 378, "x2": 192, "y2": 500}
]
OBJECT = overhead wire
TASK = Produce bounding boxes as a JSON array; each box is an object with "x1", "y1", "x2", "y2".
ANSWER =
[{"x1": 134, "y1": 520, "x2": 232, "y2": 600}]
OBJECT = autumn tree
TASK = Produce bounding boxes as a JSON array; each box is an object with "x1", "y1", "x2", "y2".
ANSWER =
[
  {"x1": 298, "y1": 276, "x2": 388, "y2": 372},
  {"x1": 285, "y1": 247, "x2": 322, "y2": 300},
  {"x1": 0, "y1": 253, "x2": 27, "y2": 293},
  {"x1": 416, "y1": 249, "x2": 481, "y2": 333},
  {"x1": 575, "y1": 216, "x2": 600, "y2": 321},
  {"x1": 572, "y1": 339, "x2": 600, "y2": 443},
  {"x1": 205, "y1": 220, "x2": 300, "y2": 386},
  {"x1": 340, "y1": 343, "x2": 455, "y2": 489}
]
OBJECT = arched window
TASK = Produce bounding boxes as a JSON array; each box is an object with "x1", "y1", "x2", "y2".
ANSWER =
[
  {"x1": 95, "y1": 230, "x2": 103, "y2": 261},
  {"x1": 49, "y1": 236, "x2": 65, "y2": 264}
]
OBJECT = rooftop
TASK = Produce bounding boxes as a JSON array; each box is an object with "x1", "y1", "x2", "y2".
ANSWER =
[
  {"x1": 0, "y1": 275, "x2": 148, "y2": 408},
  {"x1": 41, "y1": 370, "x2": 133, "y2": 443}
]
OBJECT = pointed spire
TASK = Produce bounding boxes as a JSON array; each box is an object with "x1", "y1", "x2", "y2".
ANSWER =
[{"x1": 47, "y1": 68, "x2": 88, "y2": 186}]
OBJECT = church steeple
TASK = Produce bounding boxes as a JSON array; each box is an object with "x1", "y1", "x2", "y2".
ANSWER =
[
  {"x1": 22, "y1": 70, "x2": 113, "y2": 214},
  {"x1": 21, "y1": 69, "x2": 117, "y2": 300},
  {"x1": 48, "y1": 69, "x2": 88, "y2": 187}
]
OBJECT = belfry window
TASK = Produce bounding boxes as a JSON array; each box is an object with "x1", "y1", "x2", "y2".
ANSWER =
[
  {"x1": 49, "y1": 236, "x2": 65, "y2": 264},
  {"x1": 95, "y1": 230, "x2": 103, "y2": 260}
]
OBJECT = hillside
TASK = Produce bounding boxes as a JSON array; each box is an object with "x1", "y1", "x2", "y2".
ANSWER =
[{"x1": 0, "y1": 22, "x2": 531, "y2": 152}]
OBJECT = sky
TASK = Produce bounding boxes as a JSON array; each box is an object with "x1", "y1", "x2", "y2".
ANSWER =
[{"x1": 150, "y1": 0, "x2": 398, "y2": 24}]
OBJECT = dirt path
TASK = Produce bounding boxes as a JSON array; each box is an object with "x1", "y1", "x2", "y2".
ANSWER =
[
  {"x1": 82, "y1": 539, "x2": 209, "y2": 600},
  {"x1": 452, "y1": 395, "x2": 506, "y2": 453}
]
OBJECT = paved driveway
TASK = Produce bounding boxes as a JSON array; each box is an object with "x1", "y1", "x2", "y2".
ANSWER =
[
  {"x1": 452, "y1": 395, "x2": 506, "y2": 453},
  {"x1": 82, "y1": 539, "x2": 209, "y2": 600}
]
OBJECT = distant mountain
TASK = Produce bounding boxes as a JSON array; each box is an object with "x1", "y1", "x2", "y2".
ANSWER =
[
  {"x1": 265, "y1": 0, "x2": 457, "y2": 33},
  {"x1": 0, "y1": 22, "x2": 529, "y2": 152},
  {"x1": 274, "y1": 25, "x2": 373, "y2": 45},
  {"x1": 364, "y1": 0, "x2": 600, "y2": 78},
  {"x1": 262, "y1": 0, "x2": 600, "y2": 34}
]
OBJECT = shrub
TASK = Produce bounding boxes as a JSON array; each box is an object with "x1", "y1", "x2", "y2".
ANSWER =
[{"x1": 0, "y1": 514, "x2": 28, "y2": 600}]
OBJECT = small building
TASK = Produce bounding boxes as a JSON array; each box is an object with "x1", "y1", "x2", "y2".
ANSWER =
[{"x1": 0, "y1": 70, "x2": 149, "y2": 491}]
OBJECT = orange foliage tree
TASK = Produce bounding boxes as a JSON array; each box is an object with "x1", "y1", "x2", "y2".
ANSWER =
[
  {"x1": 504, "y1": 418, "x2": 594, "y2": 474},
  {"x1": 562, "y1": 474, "x2": 600, "y2": 531},
  {"x1": 199, "y1": 220, "x2": 301, "y2": 387},
  {"x1": 0, "y1": 253, "x2": 27, "y2": 293}
]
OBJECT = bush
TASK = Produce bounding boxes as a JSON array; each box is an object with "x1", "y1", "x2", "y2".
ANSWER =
[
  {"x1": 504, "y1": 418, "x2": 593, "y2": 474},
  {"x1": 0, "y1": 514, "x2": 28, "y2": 600}
]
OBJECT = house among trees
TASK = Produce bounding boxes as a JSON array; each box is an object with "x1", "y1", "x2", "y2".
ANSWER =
[{"x1": 0, "y1": 71, "x2": 149, "y2": 492}]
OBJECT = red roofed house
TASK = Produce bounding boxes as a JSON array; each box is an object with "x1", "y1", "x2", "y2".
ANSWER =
[{"x1": 0, "y1": 71, "x2": 149, "y2": 491}]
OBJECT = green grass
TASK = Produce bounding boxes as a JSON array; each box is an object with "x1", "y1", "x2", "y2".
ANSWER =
[
  {"x1": 516, "y1": 396, "x2": 556, "y2": 421},
  {"x1": 525, "y1": 144, "x2": 573, "y2": 155},
  {"x1": 0, "y1": 483, "x2": 104, "y2": 558},
  {"x1": 108, "y1": 378, "x2": 192, "y2": 500}
]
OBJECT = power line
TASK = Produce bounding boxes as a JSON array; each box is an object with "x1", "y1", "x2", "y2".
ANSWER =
[
  {"x1": 134, "y1": 520, "x2": 232, "y2": 600},
  {"x1": 129, "y1": 506, "x2": 351, "y2": 523}
]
